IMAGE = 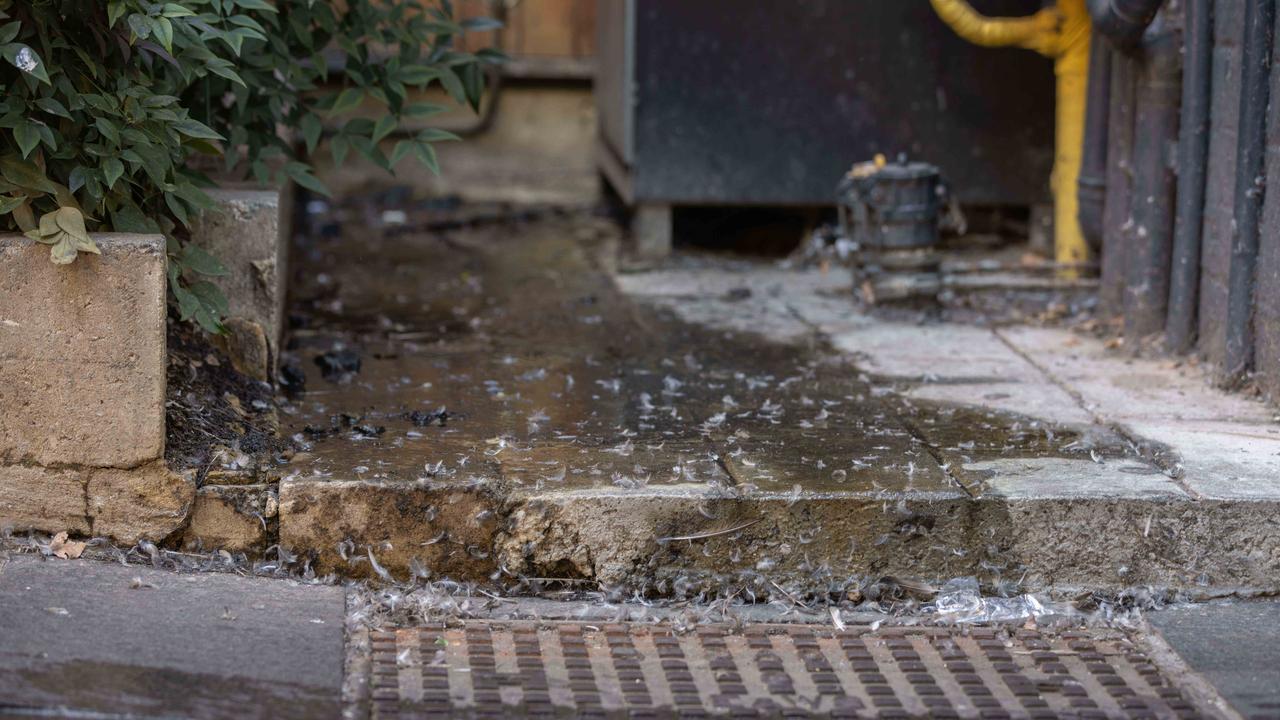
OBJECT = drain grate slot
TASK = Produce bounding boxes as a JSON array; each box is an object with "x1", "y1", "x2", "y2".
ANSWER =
[{"x1": 366, "y1": 622, "x2": 1209, "y2": 718}]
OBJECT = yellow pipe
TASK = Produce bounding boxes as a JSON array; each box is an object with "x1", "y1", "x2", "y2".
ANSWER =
[{"x1": 929, "y1": 0, "x2": 1092, "y2": 272}]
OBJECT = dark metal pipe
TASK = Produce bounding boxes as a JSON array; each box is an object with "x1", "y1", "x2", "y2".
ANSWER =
[
  {"x1": 1078, "y1": 40, "x2": 1113, "y2": 251},
  {"x1": 1100, "y1": 52, "x2": 1138, "y2": 315},
  {"x1": 1166, "y1": 0, "x2": 1214, "y2": 353},
  {"x1": 1224, "y1": 0, "x2": 1274, "y2": 379},
  {"x1": 1088, "y1": 0, "x2": 1168, "y2": 51},
  {"x1": 1124, "y1": 27, "x2": 1183, "y2": 341}
]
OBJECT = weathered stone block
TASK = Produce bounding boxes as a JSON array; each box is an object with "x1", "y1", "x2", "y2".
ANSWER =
[
  {"x1": 182, "y1": 483, "x2": 274, "y2": 553},
  {"x1": 0, "y1": 234, "x2": 166, "y2": 467},
  {"x1": 278, "y1": 478, "x2": 499, "y2": 581},
  {"x1": 0, "y1": 461, "x2": 193, "y2": 543},
  {"x1": 88, "y1": 462, "x2": 194, "y2": 545},
  {"x1": 0, "y1": 465, "x2": 90, "y2": 535},
  {"x1": 190, "y1": 189, "x2": 285, "y2": 380}
]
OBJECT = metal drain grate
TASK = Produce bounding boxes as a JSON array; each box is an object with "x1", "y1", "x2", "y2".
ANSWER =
[{"x1": 365, "y1": 621, "x2": 1207, "y2": 718}]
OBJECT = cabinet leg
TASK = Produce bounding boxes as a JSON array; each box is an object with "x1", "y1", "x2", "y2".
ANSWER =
[{"x1": 632, "y1": 204, "x2": 672, "y2": 259}]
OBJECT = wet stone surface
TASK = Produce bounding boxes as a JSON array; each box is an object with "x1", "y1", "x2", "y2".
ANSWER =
[
  {"x1": 282, "y1": 204, "x2": 1142, "y2": 499},
  {"x1": 269, "y1": 202, "x2": 1211, "y2": 592}
]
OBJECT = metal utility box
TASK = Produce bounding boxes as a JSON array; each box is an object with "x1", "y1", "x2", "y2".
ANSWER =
[{"x1": 596, "y1": 1, "x2": 1056, "y2": 215}]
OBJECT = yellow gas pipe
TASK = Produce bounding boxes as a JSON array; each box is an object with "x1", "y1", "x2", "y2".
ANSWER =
[{"x1": 928, "y1": 0, "x2": 1092, "y2": 273}]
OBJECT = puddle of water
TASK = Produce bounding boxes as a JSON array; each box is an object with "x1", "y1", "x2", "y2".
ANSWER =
[{"x1": 281, "y1": 201, "x2": 1145, "y2": 498}]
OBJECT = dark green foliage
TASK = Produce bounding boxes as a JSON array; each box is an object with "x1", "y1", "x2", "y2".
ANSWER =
[{"x1": 0, "y1": 0, "x2": 496, "y2": 333}]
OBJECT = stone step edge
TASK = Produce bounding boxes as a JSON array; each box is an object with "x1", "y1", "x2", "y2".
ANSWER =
[{"x1": 255, "y1": 477, "x2": 1280, "y2": 596}]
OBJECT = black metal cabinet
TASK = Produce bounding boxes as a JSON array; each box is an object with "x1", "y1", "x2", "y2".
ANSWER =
[{"x1": 596, "y1": 0, "x2": 1056, "y2": 210}]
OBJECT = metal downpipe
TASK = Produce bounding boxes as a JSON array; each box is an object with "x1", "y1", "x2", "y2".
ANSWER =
[
  {"x1": 1224, "y1": 0, "x2": 1275, "y2": 380},
  {"x1": 1124, "y1": 27, "x2": 1183, "y2": 341},
  {"x1": 1166, "y1": 0, "x2": 1214, "y2": 353},
  {"x1": 1077, "y1": 39, "x2": 1112, "y2": 251},
  {"x1": 1099, "y1": 51, "x2": 1138, "y2": 315},
  {"x1": 1087, "y1": 0, "x2": 1167, "y2": 49}
]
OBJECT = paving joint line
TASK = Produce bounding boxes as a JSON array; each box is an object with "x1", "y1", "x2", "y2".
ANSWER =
[{"x1": 991, "y1": 328, "x2": 1204, "y2": 501}]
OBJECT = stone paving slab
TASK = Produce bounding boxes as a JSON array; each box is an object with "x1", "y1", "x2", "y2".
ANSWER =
[
  {"x1": 995, "y1": 326, "x2": 1274, "y2": 425},
  {"x1": 626, "y1": 262, "x2": 1280, "y2": 509},
  {"x1": 0, "y1": 555, "x2": 345, "y2": 720},
  {"x1": 1147, "y1": 600, "x2": 1280, "y2": 719},
  {"x1": 272, "y1": 212, "x2": 1280, "y2": 596}
]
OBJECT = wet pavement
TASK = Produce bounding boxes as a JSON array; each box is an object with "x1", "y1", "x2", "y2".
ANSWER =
[
  {"x1": 262, "y1": 202, "x2": 1239, "y2": 595},
  {"x1": 282, "y1": 205, "x2": 1140, "y2": 497},
  {"x1": 0, "y1": 554, "x2": 345, "y2": 720}
]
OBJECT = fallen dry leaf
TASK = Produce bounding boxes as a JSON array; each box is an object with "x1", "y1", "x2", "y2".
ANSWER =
[{"x1": 49, "y1": 531, "x2": 86, "y2": 560}]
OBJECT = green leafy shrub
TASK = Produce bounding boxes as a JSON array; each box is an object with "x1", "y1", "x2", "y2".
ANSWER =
[
  {"x1": 178, "y1": 0, "x2": 503, "y2": 194},
  {"x1": 0, "y1": 0, "x2": 496, "y2": 332}
]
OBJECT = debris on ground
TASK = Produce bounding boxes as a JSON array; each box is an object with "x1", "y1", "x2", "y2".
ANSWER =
[
  {"x1": 314, "y1": 348, "x2": 363, "y2": 382},
  {"x1": 165, "y1": 317, "x2": 288, "y2": 476}
]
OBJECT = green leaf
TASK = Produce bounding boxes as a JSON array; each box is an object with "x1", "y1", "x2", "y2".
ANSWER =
[
  {"x1": 412, "y1": 140, "x2": 440, "y2": 176},
  {"x1": 54, "y1": 207, "x2": 98, "y2": 255},
  {"x1": 14, "y1": 121, "x2": 39, "y2": 158},
  {"x1": 127, "y1": 14, "x2": 151, "y2": 41},
  {"x1": 172, "y1": 118, "x2": 224, "y2": 141},
  {"x1": 180, "y1": 244, "x2": 229, "y2": 276},
  {"x1": 35, "y1": 97, "x2": 71, "y2": 119},
  {"x1": 49, "y1": 234, "x2": 78, "y2": 264},
  {"x1": 437, "y1": 68, "x2": 466, "y2": 105},
  {"x1": 0, "y1": 21, "x2": 20, "y2": 44},
  {"x1": 108, "y1": 2, "x2": 129, "y2": 28},
  {"x1": 206, "y1": 61, "x2": 246, "y2": 87},
  {"x1": 404, "y1": 102, "x2": 447, "y2": 118},
  {"x1": 161, "y1": 3, "x2": 196, "y2": 18},
  {"x1": 172, "y1": 275, "x2": 226, "y2": 334},
  {"x1": 103, "y1": 158, "x2": 124, "y2": 189},
  {"x1": 165, "y1": 191, "x2": 190, "y2": 226},
  {"x1": 94, "y1": 117, "x2": 121, "y2": 146},
  {"x1": 111, "y1": 204, "x2": 159, "y2": 234},
  {"x1": 189, "y1": 280, "x2": 229, "y2": 317},
  {"x1": 476, "y1": 47, "x2": 509, "y2": 65},
  {"x1": 328, "y1": 88, "x2": 363, "y2": 115},
  {"x1": 416, "y1": 128, "x2": 461, "y2": 143},
  {"x1": 283, "y1": 161, "x2": 331, "y2": 197},
  {"x1": 389, "y1": 140, "x2": 414, "y2": 168},
  {"x1": 0, "y1": 155, "x2": 58, "y2": 194},
  {"x1": 235, "y1": 0, "x2": 278, "y2": 11},
  {"x1": 300, "y1": 113, "x2": 323, "y2": 154},
  {"x1": 2, "y1": 43, "x2": 50, "y2": 84},
  {"x1": 153, "y1": 17, "x2": 174, "y2": 53},
  {"x1": 330, "y1": 135, "x2": 350, "y2": 165},
  {"x1": 399, "y1": 64, "x2": 438, "y2": 85},
  {"x1": 372, "y1": 114, "x2": 397, "y2": 144},
  {"x1": 68, "y1": 166, "x2": 88, "y2": 193},
  {"x1": 0, "y1": 194, "x2": 25, "y2": 215}
]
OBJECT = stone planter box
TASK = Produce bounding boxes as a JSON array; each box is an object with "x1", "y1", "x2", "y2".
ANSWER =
[
  {"x1": 0, "y1": 233, "x2": 193, "y2": 543},
  {"x1": 190, "y1": 188, "x2": 288, "y2": 382}
]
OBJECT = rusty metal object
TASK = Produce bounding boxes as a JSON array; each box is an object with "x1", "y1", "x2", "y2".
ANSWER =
[
  {"x1": 365, "y1": 620, "x2": 1208, "y2": 718},
  {"x1": 839, "y1": 159, "x2": 945, "y2": 306}
]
